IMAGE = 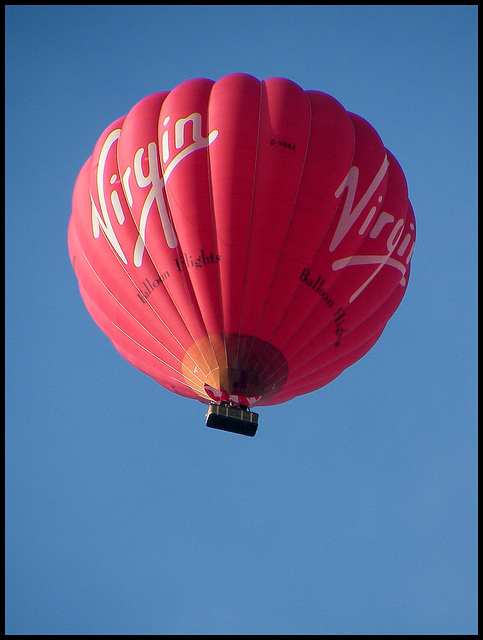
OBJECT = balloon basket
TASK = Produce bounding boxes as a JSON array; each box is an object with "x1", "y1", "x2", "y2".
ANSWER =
[{"x1": 205, "y1": 402, "x2": 259, "y2": 437}]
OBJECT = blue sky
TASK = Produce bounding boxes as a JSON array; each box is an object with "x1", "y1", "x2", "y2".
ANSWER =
[{"x1": 5, "y1": 5, "x2": 477, "y2": 635}]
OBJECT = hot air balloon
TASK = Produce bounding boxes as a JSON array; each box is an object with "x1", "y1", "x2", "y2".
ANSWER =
[{"x1": 68, "y1": 73, "x2": 415, "y2": 436}]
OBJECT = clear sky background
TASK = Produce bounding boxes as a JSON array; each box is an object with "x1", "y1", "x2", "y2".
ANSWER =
[{"x1": 5, "y1": 5, "x2": 477, "y2": 635}]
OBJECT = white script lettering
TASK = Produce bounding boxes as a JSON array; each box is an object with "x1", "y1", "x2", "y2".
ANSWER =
[
  {"x1": 91, "y1": 113, "x2": 219, "y2": 267},
  {"x1": 329, "y1": 155, "x2": 389, "y2": 252}
]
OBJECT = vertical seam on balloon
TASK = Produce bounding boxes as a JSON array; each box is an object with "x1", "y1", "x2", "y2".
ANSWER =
[
  {"x1": 155, "y1": 104, "x2": 220, "y2": 381},
  {"x1": 234, "y1": 78, "x2": 264, "y2": 373},
  {"x1": 245, "y1": 87, "x2": 313, "y2": 379},
  {"x1": 258, "y1": 116, "x2": 393, "y2": 385},
  {"x1": 112, "y1": 108, "x2": 214, "y2": 382},
  {"x1": 206, "y1": 79, "x2": 228, "y2": 374},
  {"x1": 160, "y1": 193, "x2": 215, "y2": 376}
]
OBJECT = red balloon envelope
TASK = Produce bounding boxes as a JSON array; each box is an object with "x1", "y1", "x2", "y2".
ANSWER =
[{"x1": 68, "y1": 73, "x2": 415, "y2": 435}]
